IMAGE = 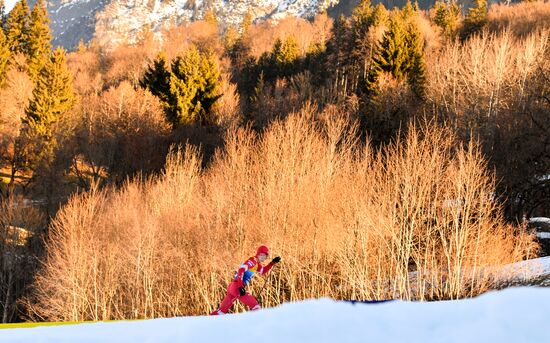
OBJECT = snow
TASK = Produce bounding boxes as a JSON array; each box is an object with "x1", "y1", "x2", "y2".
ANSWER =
[
  {"x1": 538, "y1": 232, "x2": 550, "y2": 239},
  {"x1": 499, "y1": 256, "x2": 550, "y2": 281},
  {"x1": 530, "y1": 217, "x2": 550, "y2": 225},
  {"x1": 2, "y1": 287, "x2": 550, "y2": 343},
  {"x1": 5, "y1": 0, "x2": 17, "y2": 12},
  {"x1": 48, "y1": 0, "x2": 339, "y2": 49}
]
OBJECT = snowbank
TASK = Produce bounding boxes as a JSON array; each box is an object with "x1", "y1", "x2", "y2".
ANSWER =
[
  {"x1": 2, "y1": 287, "x2": 550, "y2": 343},
  {"x1": 499, "y1": 256, "x2": 550, "y2": 281},
  {"x1": 530, "y1": 217, "x2": 550, "y2": 225}
]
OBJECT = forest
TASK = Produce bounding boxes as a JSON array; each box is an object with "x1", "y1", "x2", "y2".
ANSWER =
[{"x1": 0, "y1": 0, "x2": 548, "y2": 322}]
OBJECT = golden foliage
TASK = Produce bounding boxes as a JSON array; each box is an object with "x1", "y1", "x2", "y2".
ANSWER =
[{"x1": 30, "y1": 108, "x2": 537, "y2": 321}]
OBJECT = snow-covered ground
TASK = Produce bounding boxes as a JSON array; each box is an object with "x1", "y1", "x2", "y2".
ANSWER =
[
  {"x1": 2, "y1": 286, "x2": 550, "y2": 343},
  {"x1": 2, "y1": 257, "x2": 549, "y2": 342},
  {"x1": 500, "y1": 256, "x2": 550, "y2": 281}
]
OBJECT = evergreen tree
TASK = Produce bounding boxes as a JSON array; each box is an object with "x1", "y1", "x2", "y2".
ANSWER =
[
  {"x1": 23, "y1": 47, "x2": 76, "y2": 142},
  {"x1": 271, "y1": 36, "x2": 300, "y2": 78},
  {"x1": 371, "y1": 15, "x2": 410, "y2": 83},
  {"x1": 372, "y1": 3, "x2": 389, "y2": 26},
  {"x1": 407, "y1": 24, "x2": 427, "y2": 99},
  {"x1": 168, "y1": 47, "x2": 221, "y2": 126},
  {"x1": 369, "y1": 10, "x2": 427, "y2": 99},
  {"x1": 6, "y1": 0, "x2": 30, "y2": 54},
  {"x1": 350, "y1": 1, "x2": 388, "y2": 91},
  {"x1": 0, "y1": 25, "x2": 9, "y2": 86},
  {"x1": 462, "y1": 0, "x2": 488, "y2": 39},
  {"x1": 350, "y1": 0, "x2": 375, "y2": 63},
  {"x1": 0, "y1": 0, "x2": 6, "y2": 31},
  {"x1": 240, "y1": 10, "x2": 253, "y2": 34},
  {"x1": 433, "y1": 0, "x2": 461, "y2": 39},
  {"x1": 203, "y1": 8, "x2": 218, "y2": 27},
  {"x1": 401, "y1": 0, "x2": 418, "y2": 20},
  {"x1": 140, "y1": 51, "x2": 171, "y2": 108},
  {"x1": 26, "y1": 0, "x2": 52, "y2": 81},
  {"x1": 77, "y1": 39, "x2": 87, "y2": 53},
  {"x1": 142, "y1": 47, "x2": 222, "y2": 127},
  {"x1": 223, "y1": 25, "x2": 239, "y2": 51}
]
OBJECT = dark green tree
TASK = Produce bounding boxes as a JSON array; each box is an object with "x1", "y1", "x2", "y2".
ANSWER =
[
  {"x1": 462, "y1": 0, "x2": 488, "y2": 39},
  {"x1": 371, "y1": 16, "x2": 409, "y2": 82},
  {"x1": 140, "y1": 51, "x2": 171, "y2": 108},
  {"x1": 26, "y1": 0, "x2": 52, "y2": 81},
  {"x1": 0, "y1": 21, "x2": 9, "y2": 86},
  {"x1": 6, "y1": 0, "x2": 30, "y2": 54},
  {"x1": 271, "y1": 36, "x2": 300, "y2": 78},
  {"x1": 23, "y1": 47, "x2": 76, "y2": 143},
  {"x1": 168, "y1": 47, "x2": 221, "y2": 126},
  {"x1": 142, "y1": 47, "x2": 222, "y2": 127},
  {"x1": 407, "y1": 25, "x2": 427, "y2": 99},
  {"x1": 433, "y1": 0, "x2": 461, "y2": 39},
  {"x1": 368, "y1": 10, "x2": 427, "y2": 99}
]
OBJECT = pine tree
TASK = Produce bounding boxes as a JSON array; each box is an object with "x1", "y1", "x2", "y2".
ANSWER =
[
  {"x1": 77, "y1": 39, "x2": 87, "y2": 53},
  {"x1": 0, "y1": 0, "x2": 6, "y2": 31},
  {"x1": 140, "y1": 51, "x2": 171, "y2": 108},
  {"x1": 240, "y1": 10, "x2": 253, "y2": 34},
  {"x1": 369, "y1": 10, "x2": 427, "y2": 99},
  {"x1": 26, "y1": 0, "x2": 52, "y2": 81},
  {"x1": 0, "y1": 25, "x2": 9, "y2": 86},
  {"x1": 271, "y1": 36, "x2": 300, "y2": 78},
  {"x1": 433, "y1": 0, "x2": 461, "y2": 39},
  {"x1": 350, "y1": 1, "x2": 388, "y2": 91},
  {"x1": 462, "y1": 0, "x2": 488, "y2": 39},
  {"x1": 407, "y1": 23, "x2": 427, "y2": 99},
  {"x1": 168, "y1": 47, "x2": 221, "y2": 126},
  {"x1": 6, "y1": 0, "x2": 30, "y2": 54},
  {"x1": 401, "y1": 0, "x2": 417, "y2": 20},
  {"x1": 371, "y1": 15, "x2": 410, "y2": 83},
  {"x1": 373, "y1": 3, "x2": 389, "y2": 26},
  {"x1": 203, "y1": 8, "x2": 218, "y2": 27},
  {"x1": 142, "y1": 47, "x2": 222, "y2": 127},
  {"x1": 23, "y1": 47, "x2": 75, "y2": 141},
  {"x1": 351, "y1": 0, "x2": 375, "y2": 62}
]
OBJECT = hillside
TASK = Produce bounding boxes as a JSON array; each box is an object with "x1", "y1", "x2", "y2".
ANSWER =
[{"x1": 2, "y1": 287, "x2": 550, "y2": 342}]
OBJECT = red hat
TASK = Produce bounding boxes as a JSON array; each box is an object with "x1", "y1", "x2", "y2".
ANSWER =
[{"x1": 256, "y1": 245, "x2": 269, "y2": 257}]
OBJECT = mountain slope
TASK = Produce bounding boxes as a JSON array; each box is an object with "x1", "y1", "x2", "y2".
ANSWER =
[{"x1": 44, "y1": 0, "x2": 341, "y2": 49}]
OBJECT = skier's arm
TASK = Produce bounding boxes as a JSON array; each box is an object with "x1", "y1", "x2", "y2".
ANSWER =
[
  {"x1": 259, "y1": 262, "x2": 273, "y2": 275},
  {"x1": 259, "y1": 256, "x2": 281, "y2": 275}
]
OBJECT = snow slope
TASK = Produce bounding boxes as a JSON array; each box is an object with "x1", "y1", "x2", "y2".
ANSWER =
[{"x1": 2, "y1": 287, "x2": 550, "y2": 343}]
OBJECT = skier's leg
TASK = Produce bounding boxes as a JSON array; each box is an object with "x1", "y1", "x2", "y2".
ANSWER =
[
  {"x1": 238, "y1": 292, "x2": 261, "y2": 311},
  {"x1": 211, "y1": 282, "x2": 239, "y2": 315}
]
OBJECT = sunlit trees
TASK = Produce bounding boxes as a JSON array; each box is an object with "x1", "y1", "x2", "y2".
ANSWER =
[
  {"x1": 22, "y1": 47, "x2": 75, "y2": 169},
  {"x1": 141, "y1": 46, "x2": 222, "y2": 127}
]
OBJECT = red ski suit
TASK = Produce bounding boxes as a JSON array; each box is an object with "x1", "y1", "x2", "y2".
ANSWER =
[{"x1": 211, "y1": 256, "x2": 275, "y2": 315}]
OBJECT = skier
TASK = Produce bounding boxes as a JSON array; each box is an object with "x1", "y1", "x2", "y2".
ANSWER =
[{"x1": 210, "y1": 245, "x2": 281, "y2": 315}]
